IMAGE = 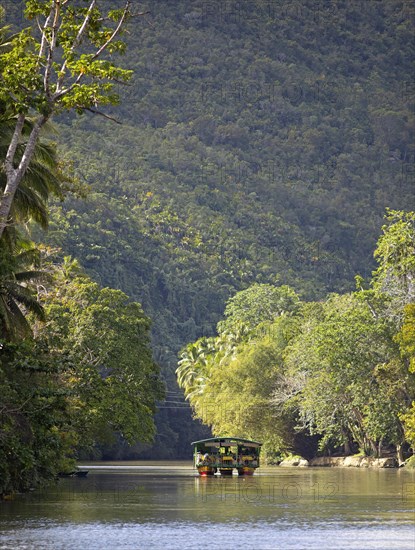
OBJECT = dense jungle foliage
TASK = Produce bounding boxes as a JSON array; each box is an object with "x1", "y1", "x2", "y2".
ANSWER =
[
  {"x1": 0, "y1": 1, "x2": 165, "y2": 496},
  {"x1": 178, "y1": 210, "x2": 415, "y2": 462},
  {"x1": 1, "y1": 0, "x2": 414, "y2": 468}
]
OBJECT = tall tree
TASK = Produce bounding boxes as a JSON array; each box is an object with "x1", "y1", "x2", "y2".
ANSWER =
[
  {"x1": 373, "y1": 210, "x2": 415, "y2": 309},
  {"x1": 37, "y1": 257, "x2": 165, "y2": 449},
  {"x1": 284, "y1": 294, "x2": 409, "y2": 458},
  {"x1": 0, "y1": 0, "x2": 135, "y2": 237},
  {"x1": 217, "y1": 283, "x2": 300, "y2": 335}
]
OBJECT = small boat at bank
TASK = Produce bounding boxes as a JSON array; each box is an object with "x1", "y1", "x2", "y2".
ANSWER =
[
  {"x1": 58, "y1": 470, "x2": 89, "y2": 478},
  {"x1": 192, "y1": 437, "x2": 262, "y2": 476}
]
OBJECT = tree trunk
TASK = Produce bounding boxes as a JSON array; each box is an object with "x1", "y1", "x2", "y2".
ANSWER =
[
  {"x1": 368, "y1": 438, "x2": 378, "y2": 456},
  {"x1": 0, "y1": 114, "x2": 48, "y2": 238},
  {"x1": 342, "y1": 428, "x2": 352, "y2": 455},
  {"x1": 0, "y1": 178, "x2": 17, "y2": 236},
  {"x1": 396, "y1": 444, "x2": 404, "y2": 466},
  {"x1": 344, "y1": 440, "x2": 351, "y2": 455}
]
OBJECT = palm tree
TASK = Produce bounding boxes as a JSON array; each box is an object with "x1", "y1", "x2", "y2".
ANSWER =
[
  {"x1": 0, "y1": 108, "x2": 64, "y2": 241},
  {"x1": 176, "y1": 340, "x2": 211, "y2": 399},
  {"x1": 0, "y1": 240, "x2": 45, "y2": 342}
]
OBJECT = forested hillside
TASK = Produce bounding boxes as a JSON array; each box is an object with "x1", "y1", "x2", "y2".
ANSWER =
[{"x1": 6, "y1": 0, "x2": 413, "y2": 457}]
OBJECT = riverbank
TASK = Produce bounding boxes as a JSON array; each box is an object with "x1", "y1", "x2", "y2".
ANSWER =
[{"x1": 279, "y1": 456, "x2": 401, "y2": 468}]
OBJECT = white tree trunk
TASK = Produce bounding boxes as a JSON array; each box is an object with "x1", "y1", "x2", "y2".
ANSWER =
[{"x1": 0, "y1": 114, "x2": 48, "y2": 238}]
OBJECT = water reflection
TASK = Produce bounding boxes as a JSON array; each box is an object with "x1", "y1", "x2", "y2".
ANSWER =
[{"x1": 0, "y1": 463, "x2": 414, "y2": 549}]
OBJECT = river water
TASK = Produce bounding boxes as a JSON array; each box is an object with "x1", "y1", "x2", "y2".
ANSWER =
[{"x1": 0, "y1": 461, "x2": 414, "y2": 549}]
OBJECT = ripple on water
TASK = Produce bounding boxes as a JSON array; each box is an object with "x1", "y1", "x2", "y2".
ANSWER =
[{"x1": 1, "y1": 520, "x2": 415, "y2": 550}]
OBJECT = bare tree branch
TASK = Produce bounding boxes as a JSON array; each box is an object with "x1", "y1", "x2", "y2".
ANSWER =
[
  {"x1": 55, "y1": 0, "x2": 97, "y2": 94},
  {"x1": 4, "y1": 113, "x2": 25, "y2": 180},
  {"x1": 85, "y1": 107, "x2": 122, "y2": 124},
  {"x1": 91, "y1": 1, "x2": 131, "y2": 61},
  {"x1": 43, "y1": 2, "x2": 62, "y2": 98}
]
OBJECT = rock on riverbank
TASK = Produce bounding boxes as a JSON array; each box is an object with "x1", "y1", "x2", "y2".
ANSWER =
[
  {"x1": 279, "y1": 457, "x2": 310, "y2": 467},
  {"x1": 277, "y1": 456, "x2": 399, "y2": 468},
  {"x1": 309, "y1": 456, "x2": 398, "y2": 468}
]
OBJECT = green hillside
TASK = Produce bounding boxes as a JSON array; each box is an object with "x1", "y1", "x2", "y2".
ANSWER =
[{"x1": 21, "y1": 0, "x2": 414, "y2": 457}]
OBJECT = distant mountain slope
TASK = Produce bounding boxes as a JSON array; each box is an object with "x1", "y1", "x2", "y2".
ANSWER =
[{"x1": 23, "y1": 0, "x2": 414, "y2": 457}]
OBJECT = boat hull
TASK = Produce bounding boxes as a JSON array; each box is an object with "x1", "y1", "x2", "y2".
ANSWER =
[
  {"x1": 219, "y1": 468, "x2": 233, "y2": 476},
  {"x1": 237, "y1": 467, "x2": 255, "y2": 476},
  {"x1": 197, "y1": 466, "x2": 257, "y2": 476},
  {"x1": 197, "y1": 466, "x2": 215, "y2": 476}
]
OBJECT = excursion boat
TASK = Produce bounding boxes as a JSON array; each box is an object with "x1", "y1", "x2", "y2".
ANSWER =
[{"x1": 192, "y1": 437, "x2": 262, "y2": 476}]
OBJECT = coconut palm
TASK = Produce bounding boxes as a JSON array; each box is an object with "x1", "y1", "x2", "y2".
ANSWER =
[
  {"x1": 176, "y1": 339, "x2": 212, "y2": 398},
  {"x1": 0, "y1": 240, "x2": 45, "y2": 342},
  {"x1": 0, "y1": 108, "x2": 64, "y2": 240}
]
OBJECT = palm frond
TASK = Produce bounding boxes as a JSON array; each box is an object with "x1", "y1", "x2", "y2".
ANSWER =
[
  {"x1": 14, "y1": 270, "x2": 46, "y2": 283},
  {"x1": 0, "y1": 111, "x2": 65, "y2": 232},
  {"x1": 0, "y1": 239, "x2": 46, "y2": 340},
  {"x1": 5, "y1": 298, "x2": 33, "y2": 338}
]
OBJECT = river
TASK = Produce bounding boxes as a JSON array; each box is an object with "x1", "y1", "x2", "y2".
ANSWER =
[{"x1": 0, "y1": 462, "x2": 414, "y2": 549}]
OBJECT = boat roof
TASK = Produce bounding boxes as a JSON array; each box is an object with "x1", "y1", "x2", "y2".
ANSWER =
[{"x1": 191, "y1": 437, "x2": 262, "y2": 447}]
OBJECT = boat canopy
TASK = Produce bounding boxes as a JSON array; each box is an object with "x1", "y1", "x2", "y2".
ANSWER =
[
  {"x1": 192, "y1": 437, "x2": 262, "y2": 476},
  {"x1": 192, "y1": 437, "x2": 262, "y2": 448}
]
